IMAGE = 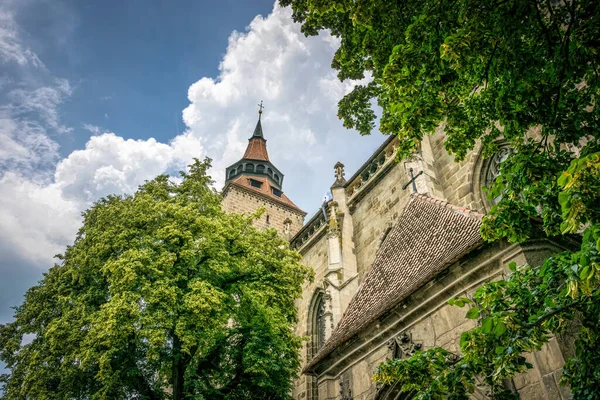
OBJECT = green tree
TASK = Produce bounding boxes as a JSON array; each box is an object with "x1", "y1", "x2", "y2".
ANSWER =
[
  {"x1": 280, "y1": 0, "x2": 599, "y2": 397},
  {"x1": 0, "y1": 158, "x2": 312, "y2": 400}
]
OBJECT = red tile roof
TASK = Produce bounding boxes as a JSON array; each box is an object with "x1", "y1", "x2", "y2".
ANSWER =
[
  {"x1": 226, "y1": 175, "x2": 305, "y2": 214},
  {"x1": 304, "y1": 194, "x2": 484, "y2": 371},
  {"x1": 242, "y1": 137, "x2": 269, "y2": 161}
]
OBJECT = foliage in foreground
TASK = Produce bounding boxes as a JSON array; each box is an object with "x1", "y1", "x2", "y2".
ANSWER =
[
  {"x1": 0, "y1": 158, "x2": 313, "y2": 400},
  {"x1": 280, "y1": 0, "x2": 599, "y2": 397}
]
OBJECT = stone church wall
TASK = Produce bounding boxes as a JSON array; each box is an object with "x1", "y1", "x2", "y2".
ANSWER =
[
  {"x1": 291, "y1": 229, "x2": 329, "y2": 400},
  {"x1": 428, "y1": 126, "x2": 488, "y2": 213},
  {"x1": 285, "y1": 127, "x2": 575, "y2": 400},
  {"x1": 349, "y1": 162, "x2": 412, "y2": 280},
  {"x1": 310, "y1": 239, "x2": 573, "y2": 400}
]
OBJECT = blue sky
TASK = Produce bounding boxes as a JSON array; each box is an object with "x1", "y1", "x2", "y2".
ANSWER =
[
  {"x1": 12, "y1": 0, "x2": 277, "y2": 155},
  {"x1": 0, "y1": 0, "x2": 386, "y2": 333}
]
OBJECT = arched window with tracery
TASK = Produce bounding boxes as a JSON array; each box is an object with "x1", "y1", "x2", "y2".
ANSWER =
[
  {"x1": 309, "y1": 291, "x2": 326, "y2": 357},
  {"x1": 473, "y1": 142, "x2": 513, "y2": 212},
  {"x1": 482, "y1": 146, "x2": 511, "y2": 205},
  {"x1": 307, "y1": 290, "x2": 327, "y2": 400}
]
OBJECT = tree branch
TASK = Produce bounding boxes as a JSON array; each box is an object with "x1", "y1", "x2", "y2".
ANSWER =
[{"x1": 523, "y1": 300, "x2": 581, "y2": 328}]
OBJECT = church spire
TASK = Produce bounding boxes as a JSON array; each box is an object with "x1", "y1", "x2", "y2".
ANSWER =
[
  {"x1": 243, "y1": 103, "x2": 269, "y2": 161},
  {"x1": 252, "y1": 100, "x2": 265, "y2": 138}
]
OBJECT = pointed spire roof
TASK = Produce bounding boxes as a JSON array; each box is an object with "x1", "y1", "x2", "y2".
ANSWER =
[
  {"x1": 242, "y1": 106, "x2": 269, "y2": 161},
  {"x1": 252, "y1": 117, "x2": 264, "y2": 138}
]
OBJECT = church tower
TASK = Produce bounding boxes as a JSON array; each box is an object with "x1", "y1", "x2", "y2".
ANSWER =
[{"x1": 222, "y1": 106, "x2": 306, "y2": 238}]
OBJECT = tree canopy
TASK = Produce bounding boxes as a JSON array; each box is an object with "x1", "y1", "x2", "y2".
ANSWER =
[
  {"x1": 0, "y1": 158, "x2": 312, "y2": 400},
  {"x1": 280, "y1": 0, "x2": 599, "y2": 398}
]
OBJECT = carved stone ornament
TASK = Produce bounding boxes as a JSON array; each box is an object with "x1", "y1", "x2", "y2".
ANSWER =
[
  {"x1": 327, "y1": 201, "x2": 342, "y2": 238},
  {"x1": 332, "y1": 161, "x2": 347, "y2": 188},
  {"x1": 339, "y1": 372, "x2": 353, "y2": 400},
  {"x1": 316, "y1": 296, "x2": 327, "y2": 350},
  {"x1": 283, "y1": 218, "x2": 292, "y2": 236},
  {"x1": 388, "y1": 332, "x2": 422, "y2": 360}
]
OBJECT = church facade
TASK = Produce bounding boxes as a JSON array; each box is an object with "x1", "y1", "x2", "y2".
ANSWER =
[{"x1": 222, "y1": 115, "x2": 574, "y2": 400}]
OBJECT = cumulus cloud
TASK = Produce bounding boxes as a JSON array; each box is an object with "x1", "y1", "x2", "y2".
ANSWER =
[{"x1": 1, "y1": 1, "x2": 384, "y2": 276}]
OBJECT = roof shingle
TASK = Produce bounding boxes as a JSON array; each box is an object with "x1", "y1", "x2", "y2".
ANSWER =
[
  {"x1": 304, "y1": 194, "x2": 484, "y2": 371},
  {"x1": 242, "y1": 119, "x2": 269, "y2": 161}
]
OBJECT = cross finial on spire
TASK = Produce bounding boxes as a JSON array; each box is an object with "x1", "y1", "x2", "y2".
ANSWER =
[{"x1": 258, "y1": 100, "x2": 265, "y2": 119}]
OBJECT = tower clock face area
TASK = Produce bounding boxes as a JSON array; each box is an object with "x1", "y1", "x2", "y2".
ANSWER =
[{"x1": 221, "y1": 109, "x2": 306, "y2": 238}]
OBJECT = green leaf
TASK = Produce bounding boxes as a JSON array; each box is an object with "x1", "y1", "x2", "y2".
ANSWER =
[
  {"x1": 482, "y1": 317, "x2": 493, "y2": 334},
  {"x1": 580, "y1": 266, "x2": 591, "y2": 280},
  {"x1": 449, "y1": 297, "x2": 473, "y2": 308},
  {"x1": 460, "y1": 331, "x2": 469, "y2": 348},
  {"x1": 494, "y1": 320, "x2": 507, "y2": 337},
  {"x1": 495, "y1": 346, "x2": 506, "y2": 355},
  {"x1": 466, "y1": 307, "x2": 480, "y2": 320}
]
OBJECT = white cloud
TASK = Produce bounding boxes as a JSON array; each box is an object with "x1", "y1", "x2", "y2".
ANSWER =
[
  {"x1": 180, "y1": 3, "x2": 382, "y2": 191},
  {"x1": 55, "y1": 132, "x2": 201, "y2": 203},
  {"x1": 0, "y1": 10, "x2": 44, "y2": 67},
  {"x1": 82, "y1": 123, "x2": 103, "y2": 134},
  {"x1": 0, "y1": 173, "x2": 79, "y2": 266},
  {"x1": 1, "y1": 1, "x2": 384, "y2": 271},
  {"x1": 0, "y1": 81, "x2": 69, "y2": 177}
]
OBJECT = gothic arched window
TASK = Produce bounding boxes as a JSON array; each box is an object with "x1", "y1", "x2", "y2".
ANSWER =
[
  {"x1": 483, "y1": 146, "x2": 511, "y2": 205},
  {"x1": 308, "y1": 291, "x2": 327, "y2": 359},
  {"x1": 474, "y1": 143, "x2": 513, "y2": 212},
  {"x1": 307, "y1": 290, "x2": 327, "y2": 400}
]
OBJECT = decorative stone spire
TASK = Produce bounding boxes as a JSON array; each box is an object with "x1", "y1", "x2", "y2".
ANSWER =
[{"x1": 331, "y1": 161, "x2": 346, "y2": 188}]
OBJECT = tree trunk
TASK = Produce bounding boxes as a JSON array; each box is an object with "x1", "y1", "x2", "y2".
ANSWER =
[{"x1": 172, "y1": 335, "x2": 186, "y2": 400}]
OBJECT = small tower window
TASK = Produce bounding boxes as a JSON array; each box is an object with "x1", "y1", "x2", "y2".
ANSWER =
[
  {"x1": 245, "y1": 163, "x2": 255, "y2": 172},
  {"x1": 248, "y1": 178, "x2": 263, "y2": 189},
  {"x1": 273, "y1": 173, "x2": 279, "y2": 183},
  {"x1": 266, "y1": 215, "x2": 270, "y2": 224},
  {"x1": 229, "y1": 169, "x2": 236, "y2": 179},
  {"x1": 271, "y1": 187, "x2": 282, "y2": 197},
  {"x1": 267, "y1": 167, "x2": 273, "y2": 176},
  {"x1": 256, "y1": 164, "x2": 265, "y2": 173}
]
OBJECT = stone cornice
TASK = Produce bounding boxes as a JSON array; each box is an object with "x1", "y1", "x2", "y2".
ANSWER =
[{"x1": 345, "y1": 137, "x2": 398, "y2": 213}]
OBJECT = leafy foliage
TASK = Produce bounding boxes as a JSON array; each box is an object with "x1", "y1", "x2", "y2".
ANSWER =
[
  {"x1": 280, "y1": 0, "x2": 599, "y2": 397},
  {"x1": 0, "y1": 158, "x2": 313, "y2": 400}
]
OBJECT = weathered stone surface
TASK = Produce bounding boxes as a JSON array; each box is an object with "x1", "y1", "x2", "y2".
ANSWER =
[
  {"x1": 408, "y1": 316, "x2": 436, "y2": 349},
  {"x1": 541, "y1": 373, "x2": 562, "y2": 400},
  {"x1": 553, "y1": 369, "x2": 571, "y2": 400},
  {"x1": 513, "y1": 353, "x2": 541, "y2": 390},
  {"x1": 518, "y1": 383, "x2": 547, "y2": 400},
  {"x1": 535, "y1": 339, "x2": 566, "y2": 377},
  {"x1": 431, "y1": 303, "x2": 474, "y2": 338},
  {"x1": 435, "y1": 318, "x2": 477, "y2": 354}
]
